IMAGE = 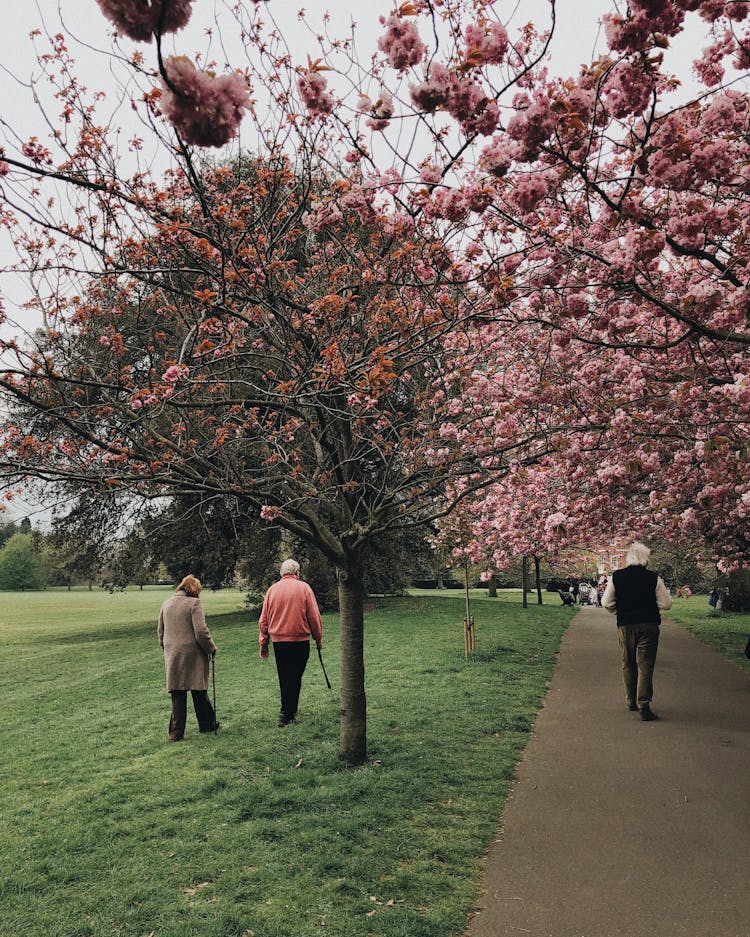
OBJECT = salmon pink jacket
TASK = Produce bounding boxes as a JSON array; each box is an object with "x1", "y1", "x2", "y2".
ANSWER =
[{"x1": 258, "y1": 574, "x2": 323, "y2": 648}]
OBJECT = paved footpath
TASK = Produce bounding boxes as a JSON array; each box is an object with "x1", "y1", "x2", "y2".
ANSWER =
[{"x1": 466, "y1": 606, "x2": 750, "y2": 937}]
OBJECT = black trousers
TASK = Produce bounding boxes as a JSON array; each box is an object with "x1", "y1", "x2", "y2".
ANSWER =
[
  {"x1": 169, "y1": 690, "x2": 217, "y2": 740},
  {"x1": 272, "y1": 640, "x2": 310, "y2": 721}
]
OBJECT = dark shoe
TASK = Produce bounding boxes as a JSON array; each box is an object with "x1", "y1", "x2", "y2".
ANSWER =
[
  {"x1": 277, "y1": 714, "x2": 296, "y2": 727},
  {"x1": 628, "y1": 702, "x2": 639, "y2": 711},
  {"x1": 199, "y1": 722, "x2": 220, "y2": 733},
  {"x1": 640, "y1": 706, "x2": 658, "y2": 721},
  {"x1": 169, "y1": 735, "x2": 184, "y2": 742}
]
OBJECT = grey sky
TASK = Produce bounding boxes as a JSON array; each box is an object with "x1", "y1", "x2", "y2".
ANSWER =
[{"x1": 3, "y1": 0, "x2": 711, "y2": 156}]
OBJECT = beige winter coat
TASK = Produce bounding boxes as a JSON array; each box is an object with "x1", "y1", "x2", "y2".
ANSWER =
[{"x1": 157, "y1": 590, "x2": 217, "y2": 692}]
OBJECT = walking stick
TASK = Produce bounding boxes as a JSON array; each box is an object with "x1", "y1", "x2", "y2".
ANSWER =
[
  {"x1": 210, "y1": 653, "x2": 218, "y2": 734},
  {"x1": 317, "y1": 645, "x2": 332, "y2": 689}
]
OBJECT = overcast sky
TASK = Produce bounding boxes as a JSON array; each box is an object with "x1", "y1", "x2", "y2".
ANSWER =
[
  {"x1": 3, "y1": 0, "x2": 711, "y2": 155},
  {"x1": 3, "y1": 0, "x2": 612, "y2": 91}
]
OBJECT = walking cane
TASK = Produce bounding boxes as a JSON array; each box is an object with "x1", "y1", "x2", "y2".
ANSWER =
[
  {"x1": 317, "y1": 645, "x2": 332, "y2": 690},
  {"x1": 210, "y1": 653, "x2": 218, "y2": 734}
]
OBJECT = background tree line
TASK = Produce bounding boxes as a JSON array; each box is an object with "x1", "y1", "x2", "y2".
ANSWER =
[{"x1": 3, "y1": 501, "x2": 747, "y2": 611}]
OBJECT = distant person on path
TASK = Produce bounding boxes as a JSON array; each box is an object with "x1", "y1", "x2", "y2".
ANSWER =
[
  {"x1": 596, "y1": 574, "x2": 608, "y2": 606},
  {"x1": 602, "y1": 542, "x2": 672, "y2": 721},
  {"x1": 259, "y1": 559, "x2": 323, "y2": 727},
  {"x1": 158, "y1": 575, "x2": 219, "y2": 741}
]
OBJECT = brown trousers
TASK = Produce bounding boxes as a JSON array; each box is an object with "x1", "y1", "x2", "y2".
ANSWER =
[
  {"x1": 617, "y1": 623, "x2": 660, "y2": 709},
  {"x1": 169, "y1": 690, "x2": 217, "y2": 740}
]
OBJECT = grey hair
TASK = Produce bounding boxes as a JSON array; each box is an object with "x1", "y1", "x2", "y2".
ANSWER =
[
  {"x1": 280, "y1": 558, "x2": 300, "y2": 577},
  {"x1": 626, "y1": 541, "x2": 651, "y2": 567}
]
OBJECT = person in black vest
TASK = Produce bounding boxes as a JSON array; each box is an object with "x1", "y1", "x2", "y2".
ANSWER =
[{"x1": 602, "y1": 542, "x2": 672, "y2": 721}]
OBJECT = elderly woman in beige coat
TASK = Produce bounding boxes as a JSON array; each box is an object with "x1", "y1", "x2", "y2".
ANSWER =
[{"x1": 158, "y1": 575, "x2": 219, "y2": 741}]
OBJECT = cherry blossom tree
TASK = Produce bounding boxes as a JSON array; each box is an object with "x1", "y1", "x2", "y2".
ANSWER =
[
  {"x1": 311, "y1": 0, "x2": 750, "y2": 569},
  {"x1": 0, "y1": 147, "x2": 548, "y2": 765}
]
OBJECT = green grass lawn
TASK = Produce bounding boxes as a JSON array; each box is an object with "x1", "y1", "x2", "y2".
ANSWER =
[
  {"x1": 0, "y1": 587, "x2": 574, "y2": 937},
  {"x1": 667, "y1": 593, "x2": 750, "y2": 668}
]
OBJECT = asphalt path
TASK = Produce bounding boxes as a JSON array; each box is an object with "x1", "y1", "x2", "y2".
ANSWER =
[{"x1": 465, "y1": 606, "x2": 750, "y2": 937}]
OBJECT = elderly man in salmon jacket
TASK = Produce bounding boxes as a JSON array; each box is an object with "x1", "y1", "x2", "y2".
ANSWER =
[{"x1": 258, "y1": 559, "x2": 324, "y2": 727}]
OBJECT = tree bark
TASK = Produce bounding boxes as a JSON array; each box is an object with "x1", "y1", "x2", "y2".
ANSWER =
[
  {"x1": 337, "y1": 561, "x2": 367, "y2": 765},
  {"x1": 534, "y1": 555, "x2": 543, "y2": 605},
  {"x1": 522, "y1": 555, "x2": 528, "y2": 609},
  {"x1": 487, "y1": 573, "x2": 497, "y2": 598}
]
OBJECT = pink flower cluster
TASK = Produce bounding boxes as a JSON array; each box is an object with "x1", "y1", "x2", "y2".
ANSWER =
[
  {"x1": 506, "y1": 93, "x2": 556, "y2": 161},
  {"x1": 130, "y1": 392, "x2": 160, "y2": 409},
  {"x1": 409, "y1": 63, "x2": 451, "y2": 112},
  {"x1": 478, "y1": 136, "x2": 520, "y2": 177},
  {"x1": 446, "y1": 77, "x2": 494, "y2": 130},
  {"x1": 162, "y1": 363, "x2": 189, "y2": 384},
  {"x1": 693, "y1": 31, "x2": 733, "y2": 85},
  {"x1": 297, "y1": 70, "x2": 335, "y2": 118},
  {"x1": 507, "y1": 171, "x2": 555, "y2": 214},
  {"x1": 377, "y1": 13, "x2": 427, "y2": 71},
  {"x1": 21, "y1": 138, "x2": 52, "y2": 166},
  {"x1": 603, "y1": 2, "x2": 684, "y2": 54},
  {"x1": 431, "y1": 187, "x2": 470, "y2": 222},
  {"x1": 0, "y1": 161, "x2": 8, "y2": 176},
  {"x1": 603, "y1": 59, "x2": 659, "y2": 118},
  {"x1": 302, "y1": 202, "x2": 344, "y2": 233},
  {"x1": 464, "y1": 22, "x2": 509, "y2": 65},
  {"x1": 604, "y1": 0, "x2": 750, "y2": 56},
  {"x1": 359, "y1": 90, "x2": 395, "y2": 131},
  {"x1": 409, "y1": 66, "x2": 497, "y2": 135},
  {"x1": 95, "y1": 0, "x2": 193, "y2": 43},
  {"x1": 161, "y1": 57, "x2": 250, "y2": 147}
]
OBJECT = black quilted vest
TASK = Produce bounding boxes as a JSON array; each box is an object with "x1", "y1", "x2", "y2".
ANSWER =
[{"x1": 612, "y1": 565, "x2": 660, "y2": 627}]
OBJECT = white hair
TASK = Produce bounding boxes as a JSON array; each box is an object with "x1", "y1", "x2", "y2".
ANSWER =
[
  {"x1": 626, "y1": 541, "x2": 651, "y2": 567},
  {"x1": 280, "y1": 558, "x2": 300, "y2": 577}
]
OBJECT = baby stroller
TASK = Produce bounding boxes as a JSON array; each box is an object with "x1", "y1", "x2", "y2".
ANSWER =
[{"x1": 577, "y1": 582, "x2": 592, "y2": 605}]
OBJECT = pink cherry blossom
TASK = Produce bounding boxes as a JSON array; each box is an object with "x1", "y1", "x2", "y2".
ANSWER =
[
  {"x1": 302, "y1": 201, "x2": 344, "y2": 232},
  {"x1": 478, "y1": 136, "x2": 520, "y2": 177},
  {"x1": 506, "y1": 93, "x2": 556, "y2": 161},
  {"x1": 464, "y1": 22, "x2": 509, "y2": 65},
  {"x1": 359, "y1": 90, "x2": 395, "y2": 131},
  {"x1": 161, "y1": 57, "x2": 250, "y2": 147},
  {"x1": 162, "y1": 364, "x2": 189, "y2": 384},
  {"x1": 603, "y1": 59, "x2": 659, "y2": 118},
  {"x1": 445, "y1": 76, "x2": 489, "y2": 125},
  {"x1": 95, "y1": 0, "x2": 193, "y2": 43},
  {"x1": 507, "y1": 171, "x2": 553, "y2": 213},
  {"x1": 297, "y1": 70, "x2": 335, "y2": 118},
  {"x1": 377, "y1": 13, "x2": 427, "y2": 72},
  {"x1": 409, "y1": 63, "x2": 451, "y2": 112}
]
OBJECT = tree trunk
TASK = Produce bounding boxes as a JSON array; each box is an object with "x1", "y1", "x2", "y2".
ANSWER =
[
  {"x1": 522, "y1": 555, "x2": 528, "y2": 609},
  {"x1": 487, "y1": 573, "x2": 497, "y2": 598},
  {"x1": 337, "y1": 561, "x2": 367, "y2": 765},
  {"x1": 534, "y1": 555, "x2": 543, "y2": 605}
]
